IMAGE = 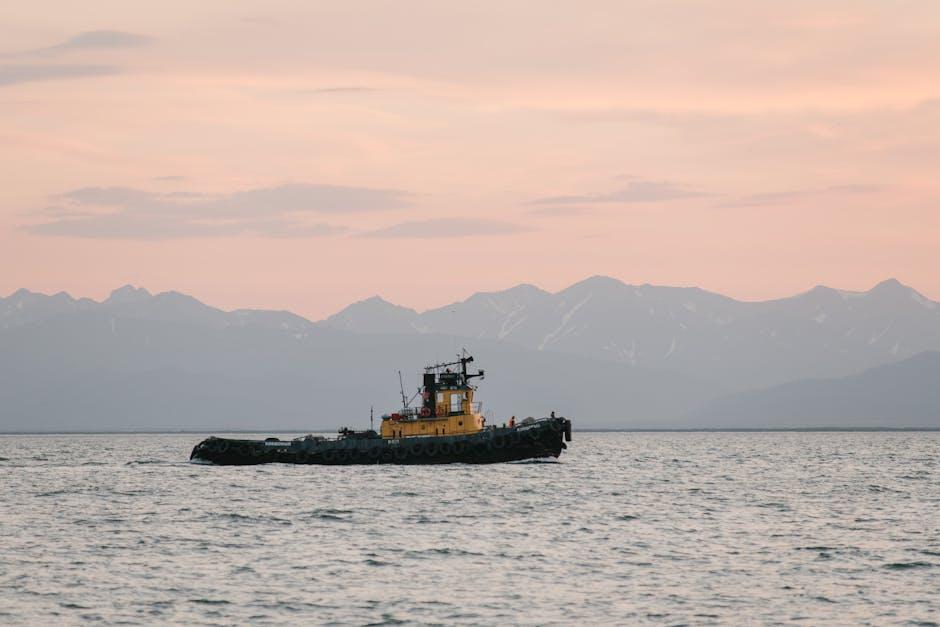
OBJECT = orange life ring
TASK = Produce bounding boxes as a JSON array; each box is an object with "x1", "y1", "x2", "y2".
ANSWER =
[{"x1": 420, "y1": 407, "x2": 431, "y2": 418}]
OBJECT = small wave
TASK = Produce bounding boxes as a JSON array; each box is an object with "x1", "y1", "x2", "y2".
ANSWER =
[
  {"x1": 35, "y1": 489, "x2": 71, "y2": 497},
  {"x1": 308, "y1": 508, "x2": 353, "y2": 521},
  {"x1": 407, "y1": 547, "x2": 483, "y2": 558},
  {"x1": 868, "y1": 484, "x2": 904, "y2": 494},
  {"x1": 617, "y1": 514, "x2": 638, "y2": 521},
  {"x1": 231, "y1": 565, "x2": 255, "y2": 574},
  {"x1": 189, "y1": 598, "x2": 231, "y2": 605},
  {"x1": 508, "y1": 459, "x2": 559, "y2": 464},
  {"x1": 883, "y1": 561, "x2": 935, "y2": 570},
  {"x1": 213, "y1": 512, "x2": 290, "y2": 525},
  {"x1": 312, "y1": 514, "x2": 346, "y2": 521}
]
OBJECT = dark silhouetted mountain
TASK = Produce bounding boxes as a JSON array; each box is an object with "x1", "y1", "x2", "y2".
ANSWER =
[
  {"x1": 0, "y1": 288, "x2": 97, "y2": 328},
  {"x1": 2, "y1": 279, "x2": 938, "y2": 431},
  {"x1": 322, "y1": 296, "x2": 419, "y2": 334},
  {"x1": 0, "y1": 299, "x2": 717, "y2": 431},
  {"x1": 1, "y1": 286, "x2": 313, "y2": 332},
  {"x1": 319, "y1": 277, "x2": 940, "y2": 390},
  {"x1": 690, "y1": 351, "x2": 940, "y2": 427}
]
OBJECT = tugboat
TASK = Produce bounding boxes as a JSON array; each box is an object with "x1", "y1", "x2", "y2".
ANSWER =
[{"x1": 190, "y1": 354, "x2": 572, "y2": 465}]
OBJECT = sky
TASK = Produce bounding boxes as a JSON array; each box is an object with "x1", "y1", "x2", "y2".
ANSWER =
[{"x1": 2, "y1": 0, "x2": 939, "y2": 319}]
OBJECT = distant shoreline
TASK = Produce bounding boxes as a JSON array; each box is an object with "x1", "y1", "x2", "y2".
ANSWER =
[{"x1": 2, "y1": 427, "x2": 940, "y2": 435}]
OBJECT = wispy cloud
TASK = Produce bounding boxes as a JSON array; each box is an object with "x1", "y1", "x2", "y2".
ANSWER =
[
  {"x1": 527, "y1": 205, "x2": 593, "y2": 217},
  {"x1": 25, "y1": 183, "x2": 409, "y2": 240},
  {"x1": 718, "y1": 185, "x2": 881, "y2": 208},
  {"x1": 3, "y1": 30, "x2": 154, "y2": 60},
  {"x1": 530, "y1": 180, "x2": 706, "y2": 205},
  {"x1": 0, "y1": 64, "x2": 120, "y2": 87},
  {"x1": 363, "y1": 218, "x2": 530, "y2": 238},
  {"x1": 0, "y1": 30, "x2": 151, "y2": 87},
  {"x1": 27, "y1": 215, "x2": 347, "y2": 240},
  {"x1": 42, "y1": 31, "x2": 154, "y2": 53},
  {"x1": 59, "y1": 184, "x2": 410, "y2": 214},
  {"x1": 291, "y1": 86, "x2": 379, "y2": 95}
]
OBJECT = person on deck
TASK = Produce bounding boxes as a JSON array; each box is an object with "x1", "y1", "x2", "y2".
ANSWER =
[{"x1": 509, "y1": 416, "x2": 516, "y2": 428}]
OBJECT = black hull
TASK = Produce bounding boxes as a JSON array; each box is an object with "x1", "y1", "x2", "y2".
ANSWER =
[{"x1": 190, "y1": 417, "x2": 572, "y2": 466}]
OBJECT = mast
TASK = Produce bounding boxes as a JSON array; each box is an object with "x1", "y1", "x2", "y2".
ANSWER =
[{"x1": 398, "y1": 370, "x2": 408, "y2": 409}]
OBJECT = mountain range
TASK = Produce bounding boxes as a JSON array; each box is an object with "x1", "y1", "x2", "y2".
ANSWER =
[
  {"x1": 1, "y1": 277, "x2": 938, "y2": 431},
  {"x1": 320, "y1": 276, "x2": 940, "y2": 390}
]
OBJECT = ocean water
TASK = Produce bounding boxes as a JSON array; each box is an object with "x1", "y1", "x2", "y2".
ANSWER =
[{"x1": 1, "y1": 432, "x2": 938, "y2": 625}]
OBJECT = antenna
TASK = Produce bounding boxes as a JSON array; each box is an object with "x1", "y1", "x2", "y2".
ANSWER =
[
  {"x1": 370, "y1": 406, "x2": 374, "y2": 431},
  {"x1": 398, "y1": 370, "x2": 409, "y2": 409},
  {"x1": 451, "y1": 307, "x2": 457, "y2": 360}
]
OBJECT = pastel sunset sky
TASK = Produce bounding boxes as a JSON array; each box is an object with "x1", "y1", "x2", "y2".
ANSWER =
[{"x1": 3, "y1": 1, "x2": 939, "y2": 318}]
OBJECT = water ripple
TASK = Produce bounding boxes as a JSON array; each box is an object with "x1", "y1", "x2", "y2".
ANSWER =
[{"x1": 1, "y1": 432, "x2": 939, "y2": 624}]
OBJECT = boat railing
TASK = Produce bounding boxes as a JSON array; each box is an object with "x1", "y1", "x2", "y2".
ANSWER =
[{"x1": 434, "y1": 401, "x2": 483, "y2": 416}]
